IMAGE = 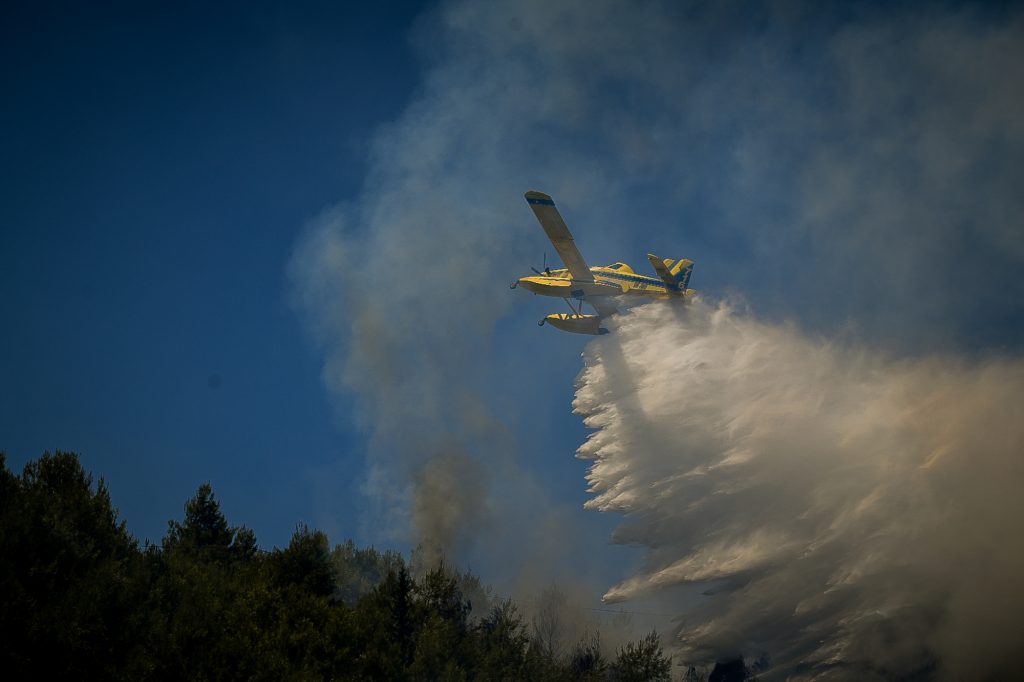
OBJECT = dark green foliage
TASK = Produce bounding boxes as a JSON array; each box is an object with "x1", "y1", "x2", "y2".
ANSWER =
[
  {"x1": 0, "y1": 452, "x2": 695, "y2": 680},
  {"x1": 410, "y1": 563, "x2": 475, "y2": 679},
  {"x1": 332, "y1": 538, "x2": 405, "y2": 604},
  {"x1": 475, "y1": 600, "x2": 533, "y2": 680},
  {"x1": 609, "y1": 631, "x2": 672, "y2": 682},
  {"x1": 141, "y1": 483, "x2": 270, "y2": 679},
  {"x1": 271, "y1": 524, "x2": 335, "y2": 597},
  {"x1": 163, "y1": 482, "x2": 239, "y2": 558},
  {"x1": 353, "y1": 566, "x2": 417, "y2": 678},
  {"x1": 0, "y1": 451, "x2": 139, "y2": 680},
  {"x1": 570, "y1": 632, "x2": 608, "y2": 680}
]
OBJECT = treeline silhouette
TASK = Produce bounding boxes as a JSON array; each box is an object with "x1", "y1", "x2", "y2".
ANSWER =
[{"x1": 0, "y1": 451, "x2": 675, "y2": 680}]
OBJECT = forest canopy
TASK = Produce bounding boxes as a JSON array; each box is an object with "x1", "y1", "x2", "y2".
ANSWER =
[{"x1": 0, "y1": 451, "x2": 687, "y2": 681}]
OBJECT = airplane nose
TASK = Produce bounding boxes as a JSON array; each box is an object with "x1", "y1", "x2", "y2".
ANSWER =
[{"x1": 510, "y1": 279, "x2": 519, "y2": 289}]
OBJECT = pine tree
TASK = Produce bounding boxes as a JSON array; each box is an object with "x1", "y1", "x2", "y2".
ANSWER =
[{"x1": 609, "y1": 631, "x2": 672, "y2": 682}]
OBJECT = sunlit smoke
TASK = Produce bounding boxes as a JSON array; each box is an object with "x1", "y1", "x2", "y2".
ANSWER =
[
  {"x1": 574, "y1": 300, "x2": 1024, "y2": 679},
  {"x1": 288, "y1": 0, "x2": 1024, "y2": 667}
]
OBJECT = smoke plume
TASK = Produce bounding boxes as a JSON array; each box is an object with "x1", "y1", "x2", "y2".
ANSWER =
[
  {"x1": 575, "y1": 300, "x2": 1024, "y2": 679},
  {"x1": 289, "y1": 0, "x2": 1024, "y2": 671}
]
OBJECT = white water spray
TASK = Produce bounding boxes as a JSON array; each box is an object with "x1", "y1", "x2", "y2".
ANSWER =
[{"x1": 575, "y1": 301, "x2": 1024, "y2": 679}]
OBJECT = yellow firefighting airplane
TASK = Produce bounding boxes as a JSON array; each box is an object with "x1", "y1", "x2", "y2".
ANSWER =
[{"x1": 511, "y1": 190, "x2": 696, "y2": 334}]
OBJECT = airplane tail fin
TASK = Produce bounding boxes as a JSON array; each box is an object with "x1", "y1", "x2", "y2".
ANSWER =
[
  {"x1": 669, "y1": 258, "x2": 694, "y2": 290},
  {"x1": 647, "y1": 254, "x2": 694, "y2": 291}
]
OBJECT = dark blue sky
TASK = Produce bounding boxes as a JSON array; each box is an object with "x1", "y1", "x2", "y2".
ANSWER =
[{"x1": 1, "y1": 2, "x2": 428, "y2": 546}]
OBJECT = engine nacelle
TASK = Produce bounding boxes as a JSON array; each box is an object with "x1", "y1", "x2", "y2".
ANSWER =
[{"x1": 542, "y1": 313, "x2": 609, "y2": 335}]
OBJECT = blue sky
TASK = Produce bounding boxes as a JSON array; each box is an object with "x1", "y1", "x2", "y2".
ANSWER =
[
  {"x1": 3, "y1": 0, "x2": 1022, "y2": 615},
  {"x1": 1, "y1": 2, "x2": 427, "y2": 546}
]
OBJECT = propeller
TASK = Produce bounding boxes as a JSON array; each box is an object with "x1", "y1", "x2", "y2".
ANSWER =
[
  {"x1": 513, "y1": 252, "x2": 551, "y2": 289},
  {"x1": 530, "y1": 252, "x2": 551, "y2": 276}
]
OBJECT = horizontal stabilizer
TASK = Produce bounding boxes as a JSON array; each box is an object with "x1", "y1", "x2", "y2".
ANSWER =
[{"x1": 647, "y1": 254, "x2": 694, "y2": 291}]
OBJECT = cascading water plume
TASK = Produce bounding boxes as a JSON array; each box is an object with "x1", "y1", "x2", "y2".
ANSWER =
[{"x1": 574, "y1": 300, "x2": 1024, "y2": 680}]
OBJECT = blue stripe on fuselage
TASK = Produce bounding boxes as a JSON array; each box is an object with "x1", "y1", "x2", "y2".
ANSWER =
[
  {"x1": 526, "y1": 197, "x2": 556, "y2": 206},
  {"x1": 595, "y1": 270, "x2": 667, "y2": 288}
]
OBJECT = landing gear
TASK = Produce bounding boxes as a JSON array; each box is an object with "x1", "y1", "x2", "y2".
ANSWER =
[{"x1": 563, "y1": 297, "x2": 584, "y2": 316}]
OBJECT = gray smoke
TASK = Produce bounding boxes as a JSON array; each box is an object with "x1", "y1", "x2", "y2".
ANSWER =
[
  {"x1": 410, "y1": 447, "x2": 488, "y2": 567},
  {"x1": 575, "y1": 301, "x2": 1024, "y2": 679},
  {"x1": 289, "y1": 0, "x2": 1024, "y2": 671},
  {"x1": 289, "y1": 207, "x2": 506, "y2": 560}
]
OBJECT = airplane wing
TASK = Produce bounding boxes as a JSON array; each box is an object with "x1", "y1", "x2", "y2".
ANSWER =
[{"x1": 524, "y1": 191, "x2": 594, "y2": 282}]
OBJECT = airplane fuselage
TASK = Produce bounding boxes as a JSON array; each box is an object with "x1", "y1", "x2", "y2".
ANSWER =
[{"x1": 516, "y1": 264, "x2": 690, "y2": 300}]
